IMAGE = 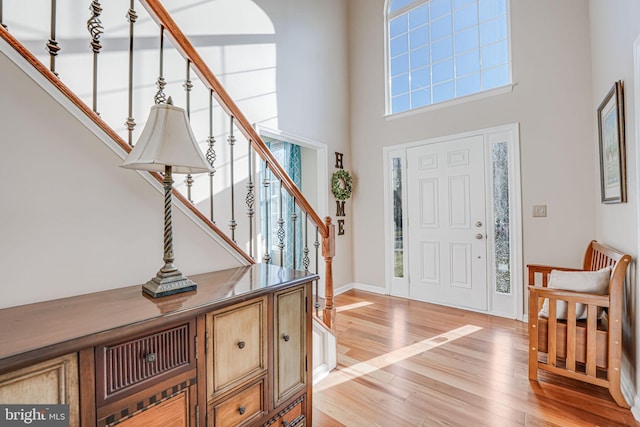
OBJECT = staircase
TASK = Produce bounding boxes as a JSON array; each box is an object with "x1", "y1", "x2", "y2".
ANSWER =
[{"x1": 0, "y1": 0, "x2": 336, "y2": 378}]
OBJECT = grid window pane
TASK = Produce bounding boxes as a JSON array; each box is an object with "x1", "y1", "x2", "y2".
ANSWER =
[
  {"x1": 391, "y1": 53, "x2": 409, "y2": 76},
  {"x1": 412, "y1": 88, "x2": 431, "y2": 108},
  {"x1": 481, "y1": 40, "x2": 508, "y2": 69},
  {"x1": 430, "y1": 0, "x2": 452, "y2": 20},
  {"x1": 480, "y1": 17, "x2": 507, "y2": 46},
  {"x1": 431, "y1": 36, "x2": 453, "y2": 62},
  {"x1": 482, "y1": 64, "x2": 509, "y2": 89},
  {"x1": 431, "y1": 15, "x2": 452, "y2": 41},
  {"x1": 411, "y1": 66, "x2": 431, "y2": 90},
  {"x1": 388, "y1": 0, "x2": 510, "y2": 113},
  {"x1": 392, "y1": 74, "x2": 410, "y2": 96},
  {"x1": 456, "y1": 49, "x2": 480, "y2": 76},
  {"x1": 409, "y1": 4, "x2": 429, "y2": 29},
  {"x1": 456, "y1": 72, "x2": 481, "y2": 96},
  {"x1": 454, "y1": 0, "x2": 476, "y2": 10},
  {"x1": 410, "y1": 25, "x2": 430, "y2": 49},
  {"x1": 391, "y1": 34, "x2": 409, "y2": 58},
  {"x1": 454, "y1": 5, "x2": 478, "y2": 32},
  {"x1": 432, "y1": 59, "x2": 454, "y2": 84},
  {"x1": 390, "y1": 15, "x2": 408, "y2": 39},
  {"x1": 433, "y1": 81, "x2": 455, "y2": 102},
  {"x1": 411, "y1": 45, "x2": 431, "y2": 70},
  {"x1": 455, "y1": 27, "x2": 479, "y2": 54},
  {"x1": 392, "y1": 93, "x2": 411, "y2": 113},
  {"x1": 479, "y1": 0, "x2": 506, "y2": 22}
]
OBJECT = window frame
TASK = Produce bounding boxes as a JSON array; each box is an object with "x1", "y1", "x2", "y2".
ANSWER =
[{"x1": 384, "y1": 0, "x2": 514, "y2": 116}]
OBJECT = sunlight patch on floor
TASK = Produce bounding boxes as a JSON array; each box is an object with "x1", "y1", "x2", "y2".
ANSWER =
[
  {"x1": 336, "y1": 301, "x2": 374, "y2": 313},
  {"x1": 314, "y1": 324, "x2": 483, "y2": 392}
]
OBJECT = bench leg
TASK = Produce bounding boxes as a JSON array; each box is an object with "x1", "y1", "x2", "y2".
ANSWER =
[
  {"x1": 609, "y1": 371, "x2": 630, "y2": 408},
  {"x1": 528, "y1": 297, "x2": 539, "y2": 381}
]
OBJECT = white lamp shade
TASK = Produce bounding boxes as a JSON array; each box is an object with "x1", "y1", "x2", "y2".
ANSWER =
[{"x1": 121, "y1": 102, "x2": 213, "y2": 174}]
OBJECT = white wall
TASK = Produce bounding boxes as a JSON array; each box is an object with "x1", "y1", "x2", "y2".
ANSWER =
[
  {"x1": 348, "y1": 0, "x2": 596, "y2": 297},
  {"x1": 588, "y1": 0, "x2": 640, "y2": 410},
  {"x1": 0, "y1": 49, "x2": 243, "y2": 309}
]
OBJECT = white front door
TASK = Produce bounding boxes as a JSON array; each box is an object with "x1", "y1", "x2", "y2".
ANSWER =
[{"x1": 407, "y1": 136, "x2": 487, "y2": 310}]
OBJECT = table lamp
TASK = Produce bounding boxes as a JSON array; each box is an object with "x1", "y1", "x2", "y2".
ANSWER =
[{"x1": 121, "y1": 97, "x2": 213, "y2": 297}]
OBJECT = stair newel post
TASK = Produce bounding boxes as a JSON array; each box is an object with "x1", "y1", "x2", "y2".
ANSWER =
[
  {"x1": 87, "y1": 0, "x2": 103, "y2": 114},
  {"x1": 154, "y1": 26, "x2": 166, "y2": 104},
  {"x1": 314, "y1": 226, "x2": 320, "y2": 315},
  {"x1": 206, "y1": 89, "x2": 216, "y2": 223},
  {"x1": 47, "y1": 0, "x2": 60, "y2": 76},
  {"x1": 184, "y1": 59, "x2": 194, "y2": 203},
  {"x1": 246, "y1": 141, "x2": 255, "y2": 259},
  {"x1": 228, "y1": 116, "x2": 237, "y2": 242},
  {"x1": 262, "y1": 160, "x2": 271, "y2": 264},
  {"x1": 277, "y1": 180, "x2": 285, "y2": 267},
  {"x1": 322, "y1": 216, "x2": 336, "y2": 331},
  {"x1": 125, "y1": 0, "x2": 137, "y2": 146}
]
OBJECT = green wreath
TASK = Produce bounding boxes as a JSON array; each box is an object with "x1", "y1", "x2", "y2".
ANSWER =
[{"x1": 331, "y1": 169, "x2": 353, "y2": 201}]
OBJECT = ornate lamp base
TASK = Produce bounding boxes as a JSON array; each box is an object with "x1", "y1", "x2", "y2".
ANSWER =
[{"x1": 142, "y1": 269, "x2": 197, "y2": 298}]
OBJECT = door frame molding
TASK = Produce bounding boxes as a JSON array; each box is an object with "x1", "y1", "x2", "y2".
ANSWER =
[
  {"x1": 383, "y1": 123, "x2": 523, "y2": 319},
  {"x1": 255, "y1": 125, "x2": 329, "y2": 219}
]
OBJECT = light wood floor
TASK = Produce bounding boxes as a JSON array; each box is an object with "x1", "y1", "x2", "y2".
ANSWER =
[{"x1": 312, "y1": 290, "x2": 639, "y2": 427}]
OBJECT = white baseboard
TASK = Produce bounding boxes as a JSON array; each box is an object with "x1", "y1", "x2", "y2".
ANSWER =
[
  {"x1": 334, "y1": 282, "x2": 388, "y2": 296},
  {"x1": 354, "y1": 282, "x2": 388, "y2": 295},
  {"x1": 334, "y1": 283, "x2": 355, "y2": 296}
]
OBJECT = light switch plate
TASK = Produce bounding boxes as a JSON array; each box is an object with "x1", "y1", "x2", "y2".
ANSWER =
[{"x1": 533, "y1": 205, "x2": 547, "y2": 218}]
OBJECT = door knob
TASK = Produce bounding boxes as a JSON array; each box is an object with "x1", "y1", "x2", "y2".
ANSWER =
[{"x1": 475, "y1": 233, "x2": 483, "y2": 239}]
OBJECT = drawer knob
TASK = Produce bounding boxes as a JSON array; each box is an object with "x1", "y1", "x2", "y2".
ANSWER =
[
  {"x1": 238, "y1": 406, "x2": 246, "y2": 415},
  {"x1": 282, "y1": 334, "x2": 290, "y2": 342},
  {"x1": 144, "y1": 352, "x2": 157, "y2": 363},
  {"x1": 237, "y1": 341, "x2": 246, "y2": 349},
  {"x1": 282, "y1": 421, "x2": 289, "y2": 427}
]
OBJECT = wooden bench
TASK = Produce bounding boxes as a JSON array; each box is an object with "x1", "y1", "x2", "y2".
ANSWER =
[{"x1": 528, "y1": 240, "x2": 631, "y2": 407}]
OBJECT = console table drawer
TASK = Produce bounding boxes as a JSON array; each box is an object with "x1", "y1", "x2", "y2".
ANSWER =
[
  {"x1": 211, "y1": 380, "x2": 264, "y2": 426},
  {"x1": 96, "y1": 319, "x2": 195, "y2": 405},
  {"x1": 207, "y1": 297, "x2": 267, "y2": 397}
]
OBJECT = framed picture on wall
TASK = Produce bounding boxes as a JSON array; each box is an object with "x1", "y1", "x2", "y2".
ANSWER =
[{"x1": 597, "y1": 80, "x2": 626, "y2": 203}]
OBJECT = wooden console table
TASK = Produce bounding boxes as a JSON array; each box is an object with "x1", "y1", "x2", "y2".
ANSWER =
[{"x1": 0, "y1": 264, "x2": 316, "y2": 426}]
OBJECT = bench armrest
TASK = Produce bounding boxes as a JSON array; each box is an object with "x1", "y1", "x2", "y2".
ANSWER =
[{"x1": 528, "y1": 285, "x2": 610, "y2": 308}]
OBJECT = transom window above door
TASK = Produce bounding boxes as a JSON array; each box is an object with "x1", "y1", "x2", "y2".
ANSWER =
[{"x1": 387, "y1": 0, "x2": 511, "y2": 114}]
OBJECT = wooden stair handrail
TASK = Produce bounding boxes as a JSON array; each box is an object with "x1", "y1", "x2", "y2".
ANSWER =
[
  {"x1": 0, "y1": 24, "x2": 254, "y2": 265},
  {"x1": 139, "y1": 0, "x2": 329, "y2": 239}
]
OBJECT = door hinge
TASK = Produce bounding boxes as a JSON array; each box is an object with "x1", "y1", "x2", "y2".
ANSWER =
[
  {"x1": 194, "y1": 336, "x2": 198, "y2": 360},
  {"x1": 305, "y1": 355, "x2": 308, "y2": 372},
  {"x1": 305, "y1": 296, "x2": 308, "y2": 313},
  {"x1": 205, "y1": 332, "x2": 210, "y2": 353},
  {"x1": 195, "y1": 404, "x2": 200, "y2": 427}
]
